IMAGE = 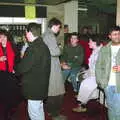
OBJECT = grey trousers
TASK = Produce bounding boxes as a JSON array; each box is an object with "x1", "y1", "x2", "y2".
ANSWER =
[{"x1": 45, "y1": 94, "x2": 64, "y2": 117}]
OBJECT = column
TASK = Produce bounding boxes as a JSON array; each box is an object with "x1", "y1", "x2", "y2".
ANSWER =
[
  {"x1": 64, "y1": 1, "x2": 78, "y2": 32},
  {"x1": 116, "y1": 0, "x2": 120, "y2": 26}
]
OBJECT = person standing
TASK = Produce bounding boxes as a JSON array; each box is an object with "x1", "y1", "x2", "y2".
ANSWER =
[
  {"x1": 95, "y1": 26, "x2": 120, "y2": 120},
  {"x1": 17, "y1": 23, "x2": 51, "y2": 120},
  {"x1": 0, "y1": 29, "x2": 16, "y2": 120},
  {"x1": 0, "y1": 29, "x2": 15, "y2": 72},
  {"x1": 42, "y1": 18, "x2": 66, "y2": 120}
]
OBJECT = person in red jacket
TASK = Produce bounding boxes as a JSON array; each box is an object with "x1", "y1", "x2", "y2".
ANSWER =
[
  {"x1": 0, "y1": 29, "x2": 20, "y2": 120},
  {"x1": 0, "y1": 29, "x2": 15, "y2": 72},
  {"x1": 78, "y1": 35, "x2": 92, "y2": 65}
]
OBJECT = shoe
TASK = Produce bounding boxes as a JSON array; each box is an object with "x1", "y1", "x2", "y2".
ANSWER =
[
  {"x1": 52, "y1": 115, "x2": 67, "y2": 120},
  {"x1": 72, "y1": 106, "x2": 87, "y2": 112}
]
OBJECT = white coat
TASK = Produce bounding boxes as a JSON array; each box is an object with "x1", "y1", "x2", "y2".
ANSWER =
[{"x1": 77, "y1": 46, "x2": 102, "y2": 104}]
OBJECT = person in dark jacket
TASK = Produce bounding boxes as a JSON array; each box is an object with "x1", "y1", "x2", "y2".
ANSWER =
[
  {"x1": 61, "y1": 32, "x2": 84, "y2": 92},
  {"x1": 17, "y1": 23, "x2": 51, "y2": 120}
]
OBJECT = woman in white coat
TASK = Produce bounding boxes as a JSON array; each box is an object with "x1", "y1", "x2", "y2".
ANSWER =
[{"x1": 73, "y1": 35, "x2": 103, "y2": 112}]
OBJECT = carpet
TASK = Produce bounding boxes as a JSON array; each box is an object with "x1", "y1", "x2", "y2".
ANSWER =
[{"x1": 0, "y1": 82, "x2": 108, "y2": 120}]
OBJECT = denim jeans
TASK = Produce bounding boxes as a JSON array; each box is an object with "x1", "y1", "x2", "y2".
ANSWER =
[
  {"x1": 105, "y1": 86, "x2": 120, "y2": 120},
  {"x1": 62, "y1": 67, "x2": 80, "y2": 92},
  {"x1": 28, "y1": 100, "x2": 45, "y2": 120}
]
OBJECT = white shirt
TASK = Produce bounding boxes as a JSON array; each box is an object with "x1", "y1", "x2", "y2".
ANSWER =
[
  {"x1": 108, "y1": 45, "x2": 120, "y2": 86},
  {"x1": 21, "y1": 42, "x2": 29, "y2": 56}
]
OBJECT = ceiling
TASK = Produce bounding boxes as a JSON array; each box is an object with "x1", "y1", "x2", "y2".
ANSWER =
[
  {"x1": 83, "y1": 0, "x2": 116, "y2": 14},
  {"x1": 0, "y1": 0, "x2": 117, "y2": 14},
  {"x1": 0, "y1": 0, "x2": 72, "y2": 5}
]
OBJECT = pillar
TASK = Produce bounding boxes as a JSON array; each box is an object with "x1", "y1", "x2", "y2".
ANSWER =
[
  {"x1": 64, "y1": 1, "x2": 78, "y2": 32},
  {"x1": 116, "y1": 0, "x2": 120, "y2": 26}
]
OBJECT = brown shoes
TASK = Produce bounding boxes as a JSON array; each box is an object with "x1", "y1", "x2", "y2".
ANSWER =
[{"x1": 72, "y1": 106, "x2": 87, "y2": 112}]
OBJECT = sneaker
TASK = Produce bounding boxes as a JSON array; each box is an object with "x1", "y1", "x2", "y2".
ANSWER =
[{"x1": 72, "y1": 106, "x2": 87, "y2": 112}]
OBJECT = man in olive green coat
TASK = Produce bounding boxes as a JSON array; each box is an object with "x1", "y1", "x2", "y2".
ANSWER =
[
  {"x1": 17, "y1": 23, "x2": 51, "y2": 120},
  {"x1": 95, "y1": 26, "x2": 120, "y2": 120}
]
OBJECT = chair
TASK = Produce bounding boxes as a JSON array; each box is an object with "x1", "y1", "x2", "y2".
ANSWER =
[
  {"x1": 76, "y1": 70, "x2": 85, "y2": 91},
  {"x1": 76, "y1": 70, "x2": 106, "y2": 106}
]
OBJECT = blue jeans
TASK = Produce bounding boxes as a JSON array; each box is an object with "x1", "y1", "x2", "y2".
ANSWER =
[
  {"x1": 105, "y1": 86, "x2": 120, "y2": 120},
  {"x1": 28, "y1": 100, "x2": 45, "y2": 120},
  {"x1": 62, "y1": 67, "x2": 80, "y2": 92}
]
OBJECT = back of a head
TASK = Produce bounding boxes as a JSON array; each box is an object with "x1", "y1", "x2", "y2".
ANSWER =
[
  {"x1": 64, "y1": 24, "x2": 68, "y2": 29},
  {"x1": 48, "y1": 17, "x2": 62, "y2": 28},
  {"x1": 79, "y1": 34, "x2": 89, "y2": 41},
  {"x1": 26, "y1": 22, "x2": 40, "y2": 37},
  {"x1": 64, "y1": 24, "x2": 69, "y2": 33}
]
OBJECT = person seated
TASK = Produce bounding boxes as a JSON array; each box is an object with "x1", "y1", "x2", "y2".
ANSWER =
[
  {"x1": 61, "y1": 32, "x2": 84, "y2": 92},
  {"x1": 72, "y1": 35, "x2": 103, "y2": 112}
]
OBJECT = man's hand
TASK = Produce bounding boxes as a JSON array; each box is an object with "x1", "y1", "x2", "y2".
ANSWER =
[
  {"x1": 0, "y1": 56, "x2": 7, "y2": 62},
  {"x1": 113, "y1": 65, "x2": 120, "y2": 72},
  {"x1": 61, "y1": 62, "x2": 71, "y2": 69}
]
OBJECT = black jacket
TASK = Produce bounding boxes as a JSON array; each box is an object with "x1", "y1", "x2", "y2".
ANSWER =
[{"x1": 17, "y1": 37, "x2": 51, "y2": 100}]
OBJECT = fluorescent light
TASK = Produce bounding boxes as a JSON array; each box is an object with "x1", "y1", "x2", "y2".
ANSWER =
[{"x1": 78, "y1": 8, "x2": 88, "y2": 11}]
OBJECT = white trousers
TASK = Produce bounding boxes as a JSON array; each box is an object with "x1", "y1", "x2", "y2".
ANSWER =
[
  {"x1": 77, "y1": 76, "x2": 98, "y2": 104},
  {"x1": 28, "y1": 100, "x2": 45, "y2": 120}
]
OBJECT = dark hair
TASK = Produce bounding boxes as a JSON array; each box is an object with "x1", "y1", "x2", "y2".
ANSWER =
[
  {"x1": 64, "y1": 24, "x2": 68, "y2": 29},
  {"x1": 0, "y1": 29, "x2": 8, "y2": 36},
  {"x1": 70, "y1": 32, "x2": 79, "y2": 39},
  {"x1": 108, "y1": 26, "x2": 120, "y2": 35},
  {"x1": 48, "y1": 17, "x2": 62, "y2": 28},
  {"x1": 26, "y1": 22, "x2": 40, "y2": 37},
  {"x1": 89, "y1": 34, "x2": 101, "y2": 46},
  {"x1": 67, "y1": 32, "x2": 79, "y2": 46}
]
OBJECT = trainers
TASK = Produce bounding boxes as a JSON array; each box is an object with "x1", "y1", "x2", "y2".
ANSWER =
[{"x1": 72, "y1": 106, "x2": 87, "y2": 112}]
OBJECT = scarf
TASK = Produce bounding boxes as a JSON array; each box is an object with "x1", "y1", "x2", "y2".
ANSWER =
[{"x1": 0, "y1": 41, "x2": 15, "y2": 72}]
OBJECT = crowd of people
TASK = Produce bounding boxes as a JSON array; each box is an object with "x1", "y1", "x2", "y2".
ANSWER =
[{"x1": 0, "y1": 17, "x2": 120, "y2": 120}]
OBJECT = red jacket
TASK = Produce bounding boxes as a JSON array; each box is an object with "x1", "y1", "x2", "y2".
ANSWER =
[
  {"x1": 0, "y1": 41, "x2": 15, "y2": 72},
  {"x1": 78, "y1": 40, "x2": 92, "y2": 65}
]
